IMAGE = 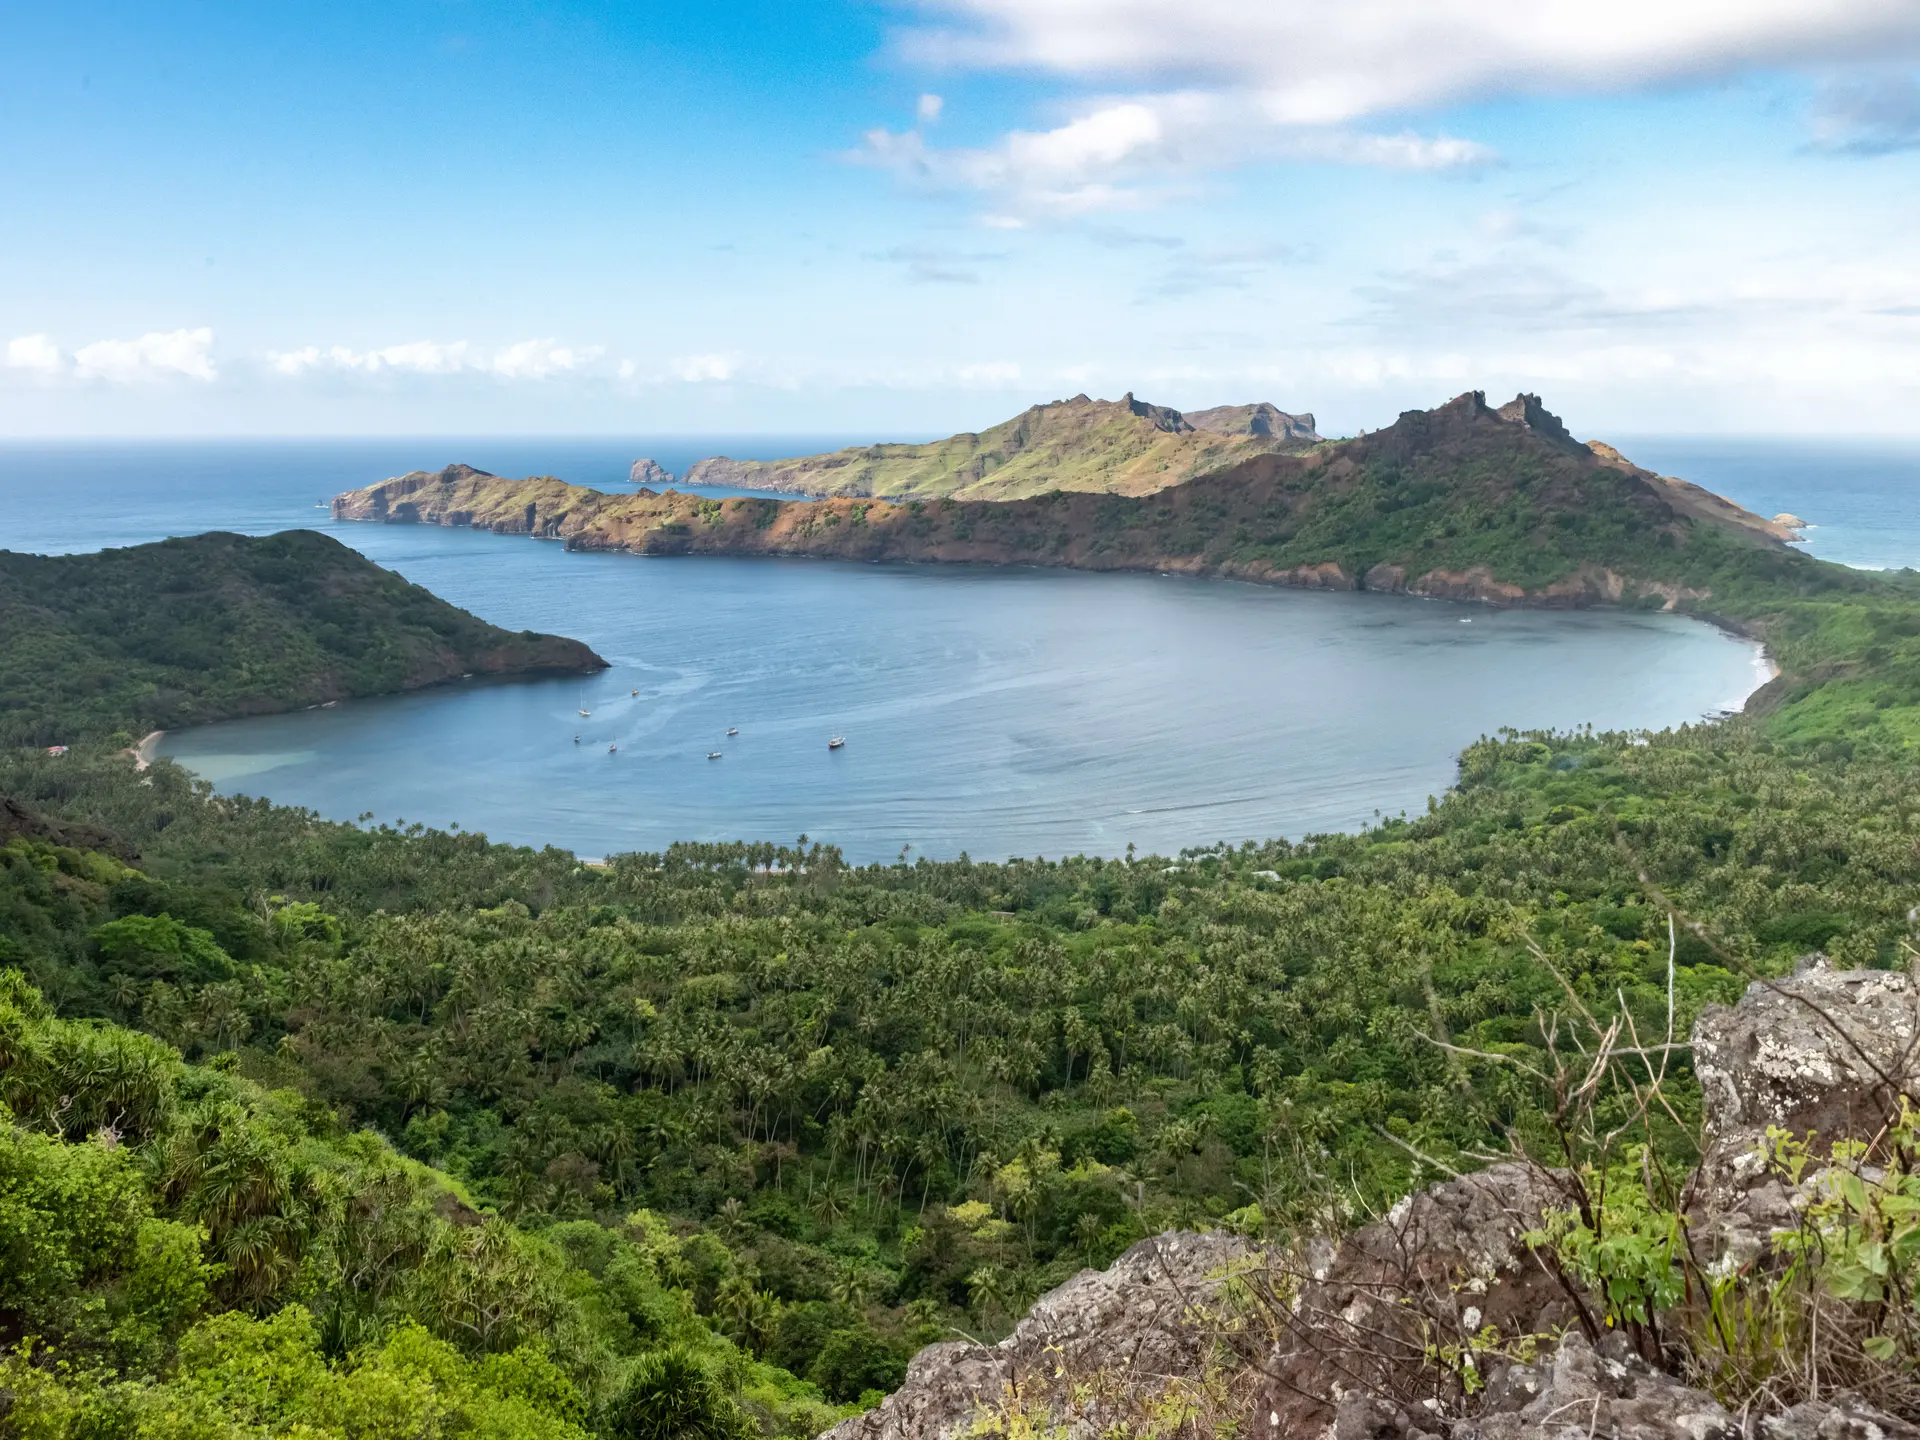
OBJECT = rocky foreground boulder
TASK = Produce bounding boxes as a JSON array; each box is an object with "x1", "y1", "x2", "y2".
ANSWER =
[
  {"x1": 824, "y1": 1230, "x2": 1251, "y2": 1440},
  {"x1": 833, "y1": 960, "x2": 1920, "y2": 1440}
]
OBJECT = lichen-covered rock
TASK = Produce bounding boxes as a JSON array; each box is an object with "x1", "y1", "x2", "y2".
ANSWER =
[
  {"x1": 1251, "y1": 1163, "x2": 1572, "y2": 1436},
  {"x1": 1452, "y1": 1334, "x2": 1738, "y2": 1439},
  {"x1": 1691, "y1": 958, "x2": 1919, "y2": 1262},
  {"x1": 1761, "y1": 1395, "x2": 1920, "y2": 1438},
  {"x1": 821, "y1": 1231, "x2": 1250, "y2": 1440},
  {"x1": 823, "y1": 964, "x2": 1920, "y2": 1440}
]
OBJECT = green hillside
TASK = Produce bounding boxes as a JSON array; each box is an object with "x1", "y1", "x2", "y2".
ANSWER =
[
  {"x1": 0, "y1": 530, "x2": 606, "y2": 748},
  {"x1": 679, "y1": 392, "x2": 1317, "y2": 500},
  {"x1": 7, "y1": 665, "x2": 1920, "y2": 1433},
  {"x1": 11, "y1": 388, "x2": 1920, "y2": 1435}
]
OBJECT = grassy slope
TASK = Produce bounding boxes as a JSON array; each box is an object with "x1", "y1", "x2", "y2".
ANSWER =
[
  {"x1": 0, "y1": 530, "x2": 606, "y2": 747},
  {"x1": 680, "y1": 393, "x2": 1303, "y2": 500}
]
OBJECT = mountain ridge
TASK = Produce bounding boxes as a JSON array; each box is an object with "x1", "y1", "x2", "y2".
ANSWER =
[
  {"x1": 679, "y1": 391, "x2": 1320, "y2": 500},
  {"x1": 340, "y1": 390, "x2": 1806, "y2": 621}
]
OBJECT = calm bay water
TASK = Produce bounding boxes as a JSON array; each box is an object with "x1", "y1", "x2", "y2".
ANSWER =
[{"x1": 7, "y1": 434, "x2": 1908, "y2": 862}]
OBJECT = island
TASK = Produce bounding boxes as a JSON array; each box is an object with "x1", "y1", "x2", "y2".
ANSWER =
[{"x1": 0, "y1": 528, "x2": 606, "y2": 747}]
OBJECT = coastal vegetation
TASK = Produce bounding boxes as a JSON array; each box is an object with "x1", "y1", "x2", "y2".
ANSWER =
[
  {"x1": 0, "y1": 530, "x2": 605, "y2": 749},
  {"x1": 8, "y1": 388, "x2": 1920, "y2": 1435}
]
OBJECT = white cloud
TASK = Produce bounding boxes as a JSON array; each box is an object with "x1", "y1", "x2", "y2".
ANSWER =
[
  {"x1": 918, "y1": 92, "x2": 945, "y2": 123},
  {"x1": 268, "y1": 338, "x2": 600, "y2": 379},
  {"x1": 5, "y1": 334, "x2": 62, "y2": 373},
  {"x1": 900, "y1": 1, "x2": 1920, "y2": 122},
  {"x1": 958, "y1": 360, "x2": 1023, "y2": 383},
  {"x1": 484, "y1": 339, "x2": 601, "y2": 378},
  {"x1": 857, "y1": 91, "x2": 1489, "y2": 215},
  {"x1": 672, "y1": 353, "x2": 738, "y2": 382},
  {"x1": 73, "y1": 328, "x2": 217, "y2": 383}
]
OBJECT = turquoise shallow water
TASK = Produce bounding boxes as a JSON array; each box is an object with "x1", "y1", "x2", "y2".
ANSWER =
[{"x1": 3, "y1": 435, "x2": 1866, "y2": 861}]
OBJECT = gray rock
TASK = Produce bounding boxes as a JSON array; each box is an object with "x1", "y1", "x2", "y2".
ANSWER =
[
  {"x1": 1763, "y1": 1395, "x2": 1920, "y2": 1438},
  {"x1": 1691, "y1": 958, "x2": 1920, "y2": 1263},
  {"x1": 823, "y1": 964, "x2": 1920, "y2": 1440},
  {"x1": 821, "y1": 1231, "x2": 1250, "y2": 1440},
  {"x1": 1252, "y1": 1163, "x2": 1572, "y2": 1436},
  {"x1": 1452, "y1": 1333, "x2": 1738, "y2": 1439},
  {"x1": 629, "y1": 458, "x2": 673, "y2": 486}
]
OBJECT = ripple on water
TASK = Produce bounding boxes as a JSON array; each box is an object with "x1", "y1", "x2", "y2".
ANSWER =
[{"x1": 159, "y1": 541, "x2": 1769, "y2": 863}]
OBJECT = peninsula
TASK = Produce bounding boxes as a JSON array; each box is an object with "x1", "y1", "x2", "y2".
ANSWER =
[
  {"x1": 0, "y1": 529, "x2": 606, "y2": 747},
  {"x1": 679, "y1": 391, "x2": 1319, "y2": 499},
  {"x1": 338, "y1": 390, "x2": 1805, "y2": 610}
]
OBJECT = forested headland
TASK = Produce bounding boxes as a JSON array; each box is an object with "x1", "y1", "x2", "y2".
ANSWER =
[
  {"x1": 0, "y1": 530, "x2": 606, "y2": 749},
  {"x1": 8, "y1": 395, "x2": 1920, "y2": 1437}
]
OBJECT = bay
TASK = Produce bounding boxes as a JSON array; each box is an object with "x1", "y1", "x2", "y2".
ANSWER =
[{"x1": 3, "y1": 434, "x2": 1872, "y2": 862}]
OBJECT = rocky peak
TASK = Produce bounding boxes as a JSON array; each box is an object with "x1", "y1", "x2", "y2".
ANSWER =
[
  {"x1": 1119, "y1": 391, "x2": 1195, "y2": 433},
  {"x1": 630, "y1": 458, "x2": 674, "y2": 486},
  {"x1": 823, "y1": 1231, "x2": 1250, "y2": 1440},
  {"x1": 1494, "y1": 392, "x2": 1584, "y2": 451},
  {"x1": 1184, "y1": 401, "x2": 1320, "y2": 442}
]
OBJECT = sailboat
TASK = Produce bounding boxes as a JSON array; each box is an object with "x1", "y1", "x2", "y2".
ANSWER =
[
  {"x1": 726, "y1": 727, "x2": 739, "y2": 736},
  {"x1": 827, "y1": 736, "x2": 845, "y2": 750},
  {"x1": 707, "y1": 750, "x2": 723, "y2": 760}
]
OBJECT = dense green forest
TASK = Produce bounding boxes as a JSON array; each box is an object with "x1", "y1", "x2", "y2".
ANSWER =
[
  {"x1": 6, "y1": 694, "x2": 1920, "y2": 1435},
  {"x1": 0, "y1": 531, "x2": 604, "y2": 748},
  {"x1": 11, "y1": 412, "x2": 1920, "y2": 1437}
]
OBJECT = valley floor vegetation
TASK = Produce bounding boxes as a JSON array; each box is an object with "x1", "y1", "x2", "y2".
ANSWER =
[{"x1": 5, "y1": 698, "x2": 1920, "y2": 1436}]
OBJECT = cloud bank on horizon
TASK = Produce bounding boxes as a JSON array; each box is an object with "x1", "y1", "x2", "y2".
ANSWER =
[{"x1": 1, "y1": 0, "x2": 1917, "y2": 436}]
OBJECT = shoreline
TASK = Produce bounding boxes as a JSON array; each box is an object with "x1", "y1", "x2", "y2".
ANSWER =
[
  {"x1": 343, "y1": 506, "x2": 1789, "y2": 717},
  {"x1": 132, "y1": 730, "x2": 164, "y2": 770}
]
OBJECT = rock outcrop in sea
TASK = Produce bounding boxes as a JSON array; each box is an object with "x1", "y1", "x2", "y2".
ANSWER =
[
  {"x1": 827, "y1": 960, "x2": 1920, "y2": 1440},
  {"x1": 630, "y1": 458, "x2": 673, "y2": 486}
]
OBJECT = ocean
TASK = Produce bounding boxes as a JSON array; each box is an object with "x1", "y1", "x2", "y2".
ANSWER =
[{"x1": 5, "y1": 434, "x2": 1913, "y2": 862}]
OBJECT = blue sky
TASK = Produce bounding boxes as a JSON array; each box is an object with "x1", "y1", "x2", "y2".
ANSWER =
[{"x1": 3, "y1": 0, "x2": 1919, "y2": 438}]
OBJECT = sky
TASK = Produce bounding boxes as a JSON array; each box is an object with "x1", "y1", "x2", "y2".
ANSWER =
[{"x1": 3, "y1": 0, "x2": 1920, "y2": 439}]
